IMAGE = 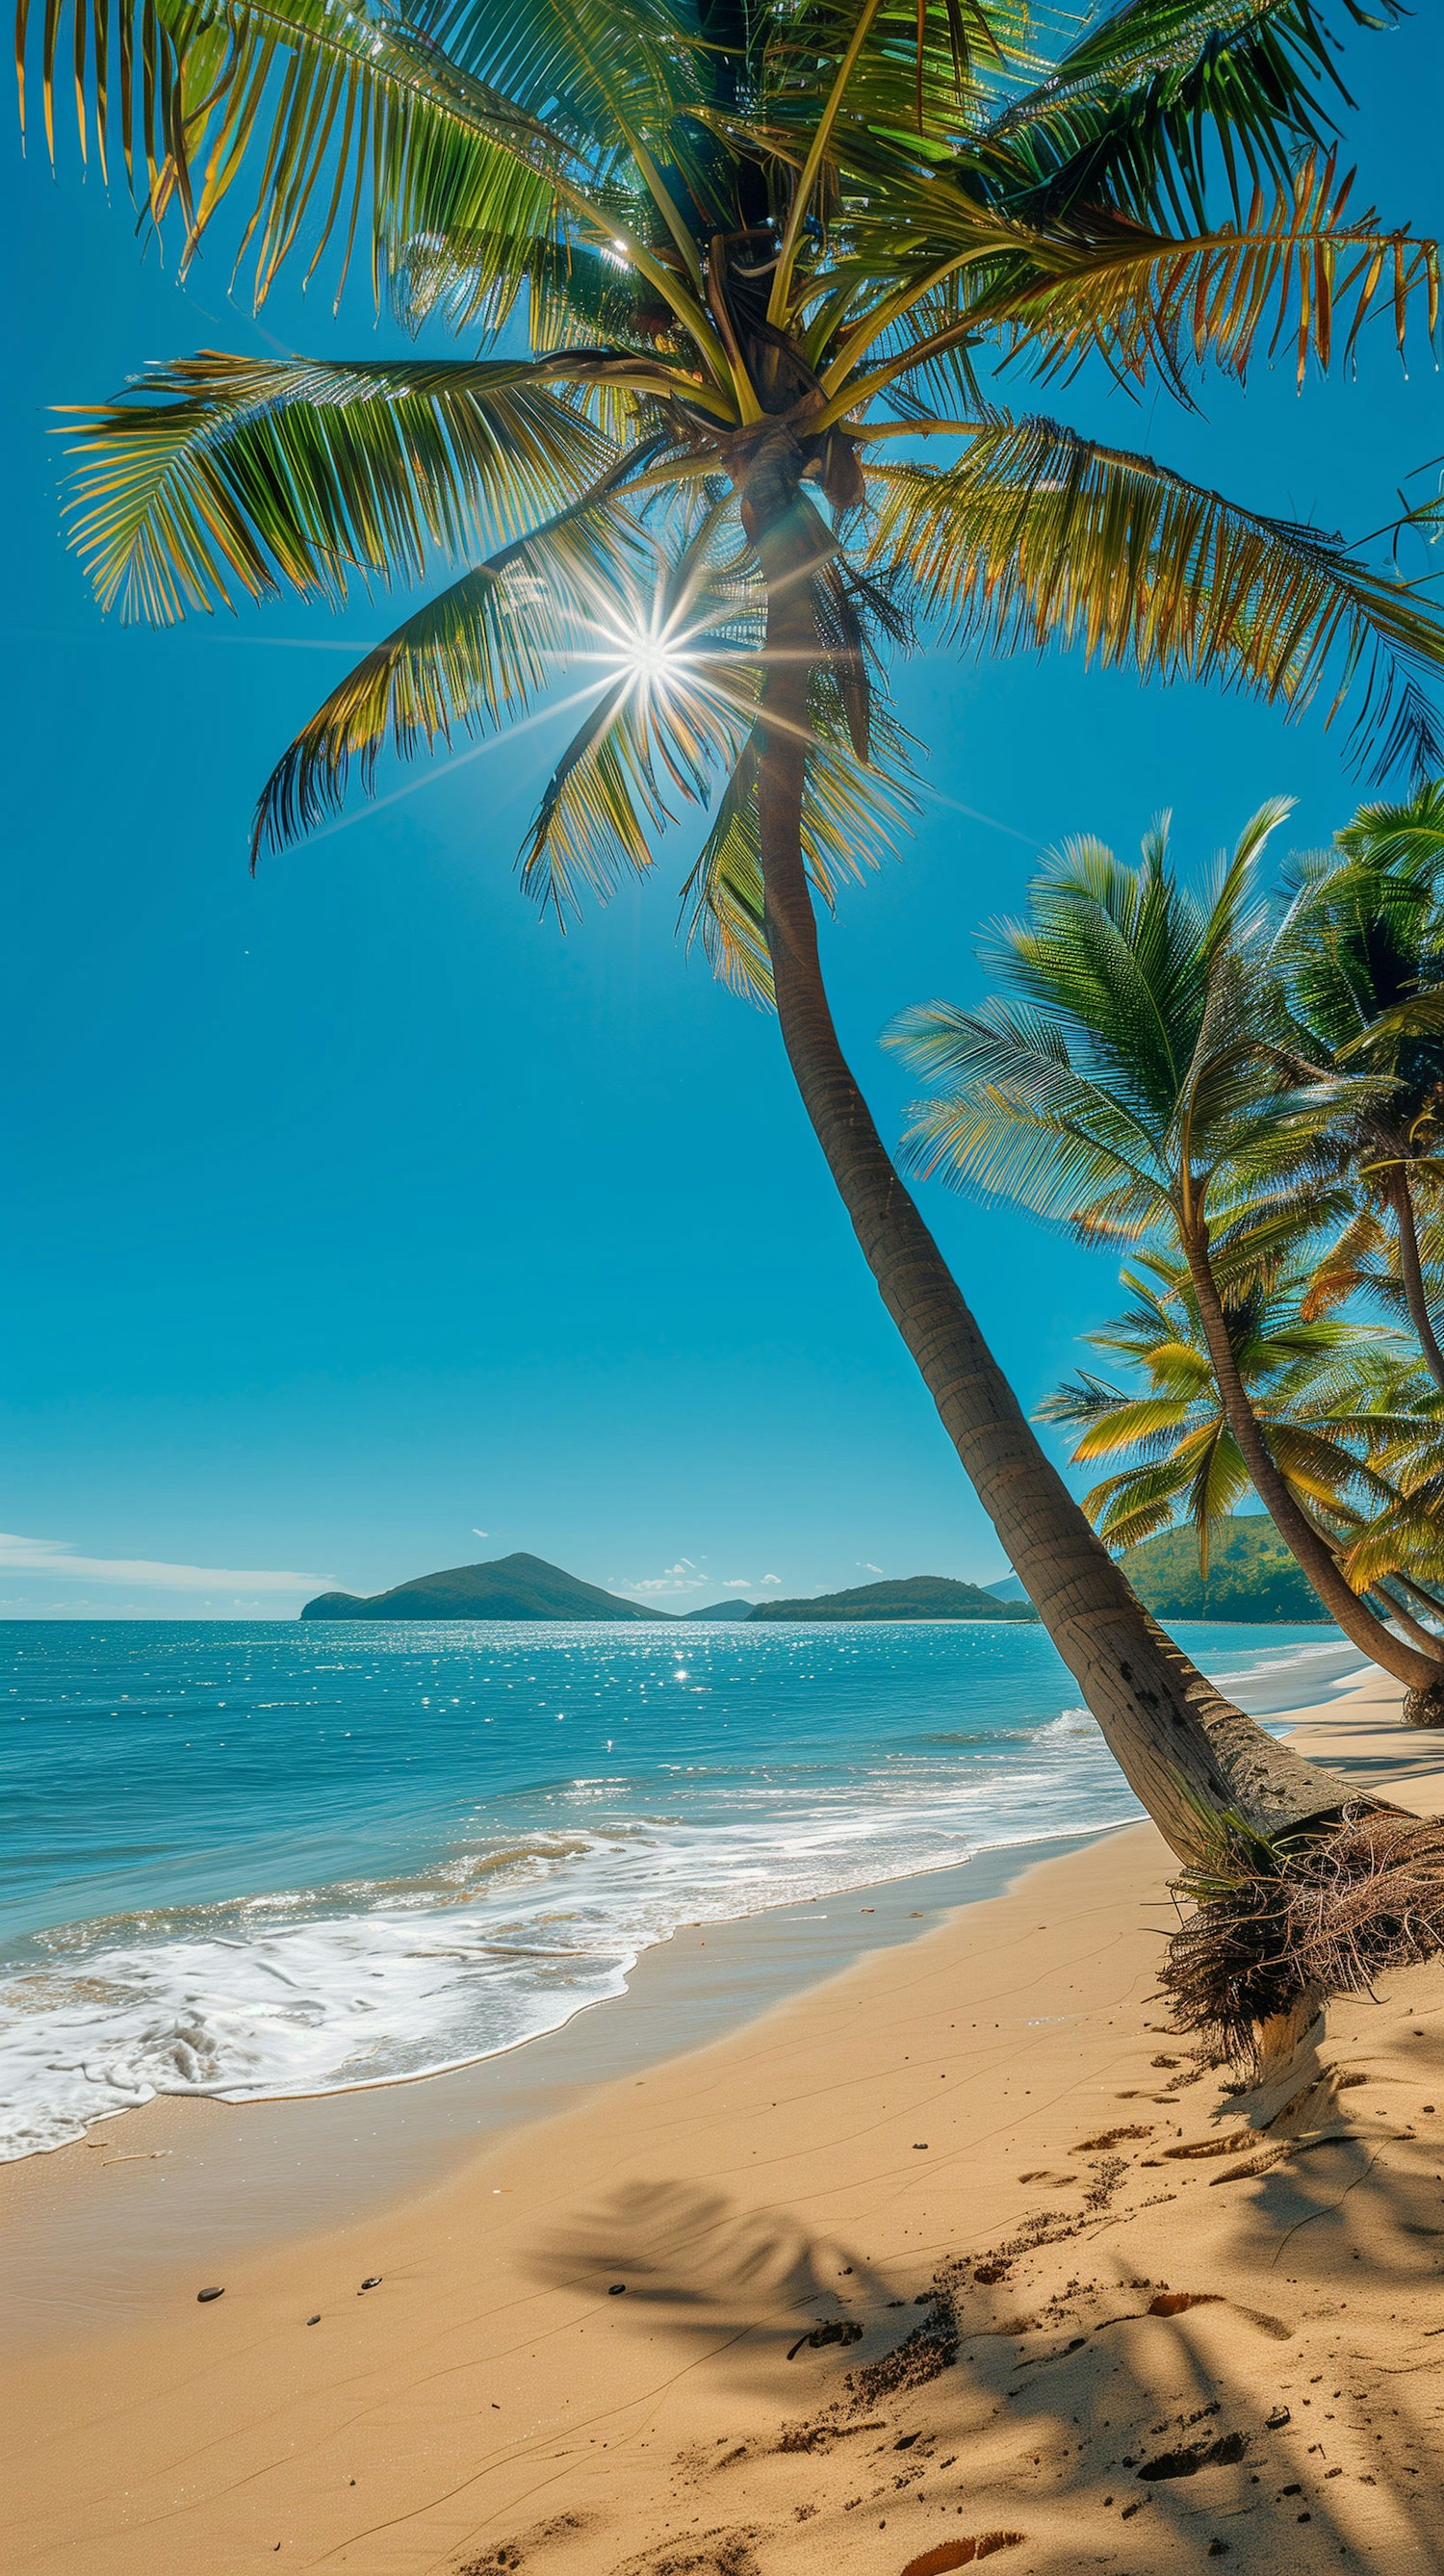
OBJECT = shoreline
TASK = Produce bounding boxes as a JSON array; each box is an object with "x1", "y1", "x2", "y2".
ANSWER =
[
  {"x1": 10, "y1": 1661, "x2": 1444, "y2": 2573},
  {"x1": 1, "y1": 1825, "x2": 1114, "y2": 2357},
  {"x1": 2, "y1": 1637, "x2": 1363, "y2": 2353},
  {"x1": 1, "y1": 1637, "x2": 1365, "y2": 2357}
]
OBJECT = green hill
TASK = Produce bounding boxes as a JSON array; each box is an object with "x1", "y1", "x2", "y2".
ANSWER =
[
  {"x1": 299, "y1": 1551, "x2": 672, "y2": 1623},
  {"x1": 1115, "y1": 1516, "x2": 1332, "y2": 1623},
  {"x1": 747, "y1": 1575, "x2": 1038, "y2": 1623},
  {"x1": 683, "y1": 1600, "x2": 759, "y2": 1618}
]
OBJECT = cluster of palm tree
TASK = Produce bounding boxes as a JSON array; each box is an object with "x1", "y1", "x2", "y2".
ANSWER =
[
  {"x1": 892, "y1": 779, "x2": 1444, "y2": 1706},
  {"x1": 16, "y1": 0, "x2": 1444, "y2": 2036}
]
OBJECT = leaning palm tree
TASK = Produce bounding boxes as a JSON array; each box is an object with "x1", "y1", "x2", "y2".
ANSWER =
[
  {"x1": 1273, "y1": 780, "x2": 1444, "y2": 1389},
  {"x1": 1041, "y1": 1247, "x2": 1444, "y2": 1641},
  {"x1": 18, "y1": 0, "x2": 1444, "y2": 1868},
  {"x1": 889, "y1": 804, "x2": 1444, "y2": 1704}
]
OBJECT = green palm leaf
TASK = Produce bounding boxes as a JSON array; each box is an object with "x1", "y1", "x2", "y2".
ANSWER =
[
  {"x1": 61, "y1": 353, "x2": 625, "y2": 622},
  {"x1": 983, "y1": 1, "x2": 1399, "y2": 228},
  {"x1": 19, "y1": 0, "x2": 572, "y2": 295},
  {"x1": 865, "y1": 413, "x2": 1444, "y2": 772}
]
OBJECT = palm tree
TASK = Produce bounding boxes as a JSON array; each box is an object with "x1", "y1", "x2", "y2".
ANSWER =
[
  {"x1": 1041, "y1": 1249, "x2": 1382, "y2": 1556},
  {"x1": 889, "y1": 804, "x2": 1444, "y2": 1704},
  {"x1": 18, "y1": 0, "x2": 1444, "y2": 1857},
  {"x1": 1273, "y1": 781, "x2": 1444, "y2": 1390},
  {"x1": 1304, "y1": 1350, "x2": 1444, "y2": 1604},
  {"x1": 1040, "y1": 1247, "x2": 1444, "y2": 1644}
]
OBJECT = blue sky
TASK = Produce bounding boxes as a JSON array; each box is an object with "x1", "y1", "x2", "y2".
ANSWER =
[{"x1": 3, "y1": 14, "x2": 1442, "y2": 1617}]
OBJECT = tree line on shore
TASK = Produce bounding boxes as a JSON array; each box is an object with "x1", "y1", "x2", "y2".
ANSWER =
[{"x1": 17, "y1": 0, "x2": 1444, "y2": 2058}]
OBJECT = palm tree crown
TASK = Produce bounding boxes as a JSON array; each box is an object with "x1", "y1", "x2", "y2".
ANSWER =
[
  {"x1": 1039, "y1": 1247, "x2": 1391, "y2": 1563},
  {"x1": 887, "y1": 804, "x2": 1444, "y2": 1687},
  {"x1": 22, "y1": 0, "x2": 1444, "y2": 989}
]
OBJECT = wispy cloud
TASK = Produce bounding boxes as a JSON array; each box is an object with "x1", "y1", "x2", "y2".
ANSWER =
[
  {"x1": 617, "y1": 1558, "x2": 706, "y2": 1597},
  {"x1": 862, "y1": 1562, "x2": 884, "y2": 1574},
  {"x1": 0, "y1": 1533, "x2": 330, "y2": 1593}
]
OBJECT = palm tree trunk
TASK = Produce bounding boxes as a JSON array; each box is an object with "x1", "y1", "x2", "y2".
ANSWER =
[
  {"x1": 743, "y1": 477, "x2": 1360, "y2": 1861},
  {"x1": 1390, "y1": 1169, "x2": 1444, "y2": 1395},
  {"x1": 1180, "y1": 1219, "x2": 1444, "y2": 1704}
]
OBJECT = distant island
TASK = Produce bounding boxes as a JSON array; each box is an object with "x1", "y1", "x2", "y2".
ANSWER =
[
  {"x1": 748, "y1": 1574, "x2": 1037, "y2": 1623},
  {"x1": 300, "y1": 1554, "x2": 1035, "y2": 1623},
  {"x1": 299, "y1": 1526, "x2": 1330, "y2": 1625},
  {"x1": 300, "y1": 1552, "x2": 673, "y2": 1623}
]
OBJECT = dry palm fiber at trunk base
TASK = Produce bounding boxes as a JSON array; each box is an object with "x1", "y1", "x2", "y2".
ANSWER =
[{"x1": 1161, "y1": 1807, "x2": 1444, "y2": 2055}]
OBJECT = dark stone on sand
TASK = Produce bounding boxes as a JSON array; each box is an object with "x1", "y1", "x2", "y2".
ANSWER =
[
  {"x1": 1266, "y1": 2406, "x2": 1290, "y2": 2428},
  {"x1": 1138, "y1": 2432, "x2": 1248, "y2": 2481},
  {"x1": 360, "y1": 2276, "x2": 382, "y2": 2289},
  {"x1": 307, "y1": 2314, "x2": 321, "y2": 2325},
  {"x1": 608, "y1": 2282, "x2": 627, "y2": 2295},
  {"x1": 196, "y1": 2285, "x2": 224, "y2": 2303}
]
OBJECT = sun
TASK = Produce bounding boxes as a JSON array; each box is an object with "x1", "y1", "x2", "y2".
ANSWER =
[{"x1": 612, "y1": 621, "x2": 695, "y2": 695}]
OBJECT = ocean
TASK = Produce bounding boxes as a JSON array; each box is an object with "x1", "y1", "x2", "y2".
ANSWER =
[{"x1": 0, "y1": 1616, "x2": 1360, "y2": 2162}]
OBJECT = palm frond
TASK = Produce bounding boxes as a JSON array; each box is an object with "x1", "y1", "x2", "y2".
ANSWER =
[
  {"x1": 518, "y1": 510, "x2": 766, "y2": 916},
  {"x1": 866, "y1": 413, "x2": 1444, "y2": 776},
  {"x1": 251, "y1": 477, "x2": 656, "y2": 859},
  {"x1": 62, "y1": 353, "x2": 626, "y2": 622},
  {"x1": 984, "y1": 2, "x2": 1399, "y2": 229},
  {"x1": 682, "y1": 679, "x2": 922, "y2": 1003},
  {"x1": 989, "y1": 156, "x2": 1440, "y2": 399},
  {"x1": 19, "y1": 0, "x2": 575, "y2": 300},
  {"x1": 1336, "y1": 775, "x2": 1444, "y2": 872}
]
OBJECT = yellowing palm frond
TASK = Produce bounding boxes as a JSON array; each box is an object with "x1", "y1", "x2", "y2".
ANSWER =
[
  {"x1": 986, "y1": 154, "x2": 1440, "y2": 395},
  {"x1": 866, "y1": 414, "x2": 1444, "y2": 772}
]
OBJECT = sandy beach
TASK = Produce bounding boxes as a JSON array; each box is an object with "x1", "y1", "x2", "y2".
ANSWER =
[{"x1": 7, "y1": 1662, "x2": 1444, "y2": 2576}]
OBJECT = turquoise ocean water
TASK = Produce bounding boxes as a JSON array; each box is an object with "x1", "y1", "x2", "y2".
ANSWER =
[{"x1": 0, "y1": 1616, "x2": 1359, "y2": 2161}]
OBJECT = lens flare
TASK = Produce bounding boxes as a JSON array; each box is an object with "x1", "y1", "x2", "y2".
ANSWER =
[{"x1": 624, "y1": 630, "x2": 685, "y2": 687}]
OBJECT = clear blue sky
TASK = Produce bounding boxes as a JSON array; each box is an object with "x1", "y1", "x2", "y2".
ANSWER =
[{"x1": 3, "y1": 15, "x2": 1441, "y2": 1616}]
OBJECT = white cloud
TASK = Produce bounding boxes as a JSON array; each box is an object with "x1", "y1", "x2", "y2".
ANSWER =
[
  {"x1": 722, "y1": 1578, "x2": 753, "y2": 1589},
  {"x1": 613, "y1": 1556, "x2": 710, "y2": 1598},
  {"x1": 761, "y1": 1574, "x2": 781, "y2": 1585},
  {"x1": 864, "y1": 1562, "x2": 884, "y2": 1574},
  {"x1": 472, "y1": 1529, "x2": 490, "y2": 1538},
  {"x1": 0, "y1": 1533, "x2": 330, "y2": 1594}
]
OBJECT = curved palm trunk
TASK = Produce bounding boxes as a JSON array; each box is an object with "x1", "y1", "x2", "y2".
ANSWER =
[
  {"x1": 744, "y1": 481, "x2": 1359, "y2": 1862},
  {"x1": 1181, "y1": 1222, "x2": 1444, "y2": 1702},
  {"x1": 1390, "y1": 1169, "x2": 1444, "y2": 1395}
]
